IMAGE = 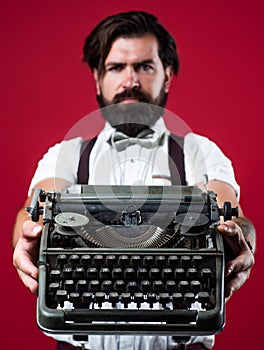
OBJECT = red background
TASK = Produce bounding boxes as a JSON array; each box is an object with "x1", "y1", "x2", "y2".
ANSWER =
[{"x1": 1, "y1": 0, "x2": 263, "y2": 348}]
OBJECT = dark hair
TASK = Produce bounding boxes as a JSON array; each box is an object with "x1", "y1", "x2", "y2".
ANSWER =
[{"x1": 82, "y1": 11, "x2": 179, "y2": 77}]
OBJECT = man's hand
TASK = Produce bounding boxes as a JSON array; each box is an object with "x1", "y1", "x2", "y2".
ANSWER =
[
  {"x1": 13, "y1": 220, "x2": 42, "y2": 294},
  {"x1": 217, "y1": 220, "x2": 255, "y2": 299}
]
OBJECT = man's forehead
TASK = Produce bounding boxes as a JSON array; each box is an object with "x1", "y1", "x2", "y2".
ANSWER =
[{"x1": 105, "y1": 35, "x2": 160, "y2": 64}]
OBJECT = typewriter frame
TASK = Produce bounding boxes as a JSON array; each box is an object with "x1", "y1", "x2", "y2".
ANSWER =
[{"x1": 29, "y1": 185, "x2": 236, "y2": 337}]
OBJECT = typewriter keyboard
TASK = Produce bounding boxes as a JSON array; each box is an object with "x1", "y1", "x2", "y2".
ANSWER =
[{"x1": 46, "y1": 252, "x2": 217, "y2": 312}]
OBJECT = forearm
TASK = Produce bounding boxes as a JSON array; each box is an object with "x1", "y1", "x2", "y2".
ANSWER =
[{"x1": 233, "y1": 216, "x2": 256, "y2": 254}]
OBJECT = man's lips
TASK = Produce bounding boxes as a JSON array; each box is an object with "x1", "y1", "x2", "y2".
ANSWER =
[{"x1": 119, "y1": 98, "x2": 139, "y2": 104}]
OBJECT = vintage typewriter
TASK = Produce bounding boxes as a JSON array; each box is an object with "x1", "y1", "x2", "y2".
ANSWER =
[{"x1": 27, "y1": 183, "x2": 238, "y2": 337}]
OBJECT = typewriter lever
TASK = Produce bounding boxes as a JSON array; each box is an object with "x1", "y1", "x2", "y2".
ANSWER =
[{"x1": 121, "y1": 207, "x2": 142, "y2": 226}]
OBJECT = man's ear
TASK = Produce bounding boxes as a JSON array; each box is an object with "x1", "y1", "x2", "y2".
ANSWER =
[
  {"x1": 164, "y1": 66, "x2": 174, "y2": 93},
  {"x1": 93, "y1": 69, "x2": 100, "y2": 95}
]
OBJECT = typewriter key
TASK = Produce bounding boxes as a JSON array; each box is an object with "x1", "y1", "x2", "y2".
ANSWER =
[
  {"x1": 172, "y1": 292, "x2": 184, "y2": 307},
  {"x1": 153, "y1": 280, "x2": 163, "y2": 293},
  {"x1": 121, "y1": 292, "x2": 131, "y2": 307},
  {"x1": 64, "y1": 280, "x2": 75, "y2": 292},
  {"x1": 184, "y1": 292, "x2": 196, "y2": 306},
  {"x1": 55, "y1": 290, "x2": 68, "y2": 307},
  {"x1": 82, "y1": 292, "x2": 93, "y2": 304},
  {"x1": 190, "y1": 280, "x2": 201, "y2": 293},
  {"x1": 113, "y1": 280, "x2": 126, "y2": 292},
  {"x1": 134, "y1": 292, "x2": 144, "y2": 308},
  {"x1": 165, "y1": 280, "x2": 176, "y2": 293},
  {"x1": 76, "y1": 280, "x2": 88, "y2": 292},
  {"x1": 95, "y1": 292, "x2": 106, "y2": 307},
  {"x1": 99, "y1": 267, "x2": 111, "y2": 279},
  {"x1": 101, "y1": 280, "x2": 113, "y2": 293},
  {"x1": 159, "y1": 293, "x2": 170, "y2": 307},
  {"x1": 72, "y1": 267, "x2": 86, "y2": 279},
  {"x1": 137, "y1": 267, "x2": 148, "y2": 279},
  {"x1": 187, "y1": 268, "x2": 198, "y2": 279},
  {"x1": 126, "y1": 281, "x2": 138, "y2": 293},
  {"x1": 50, "y1": 269, "x2": 61, "y2": 281},
  {"x1": 197, "y1": 291, "x2": 211, "y2": 307},
  {"x1": 109, "y1": 292, "x2": 119, "y2": 306}
]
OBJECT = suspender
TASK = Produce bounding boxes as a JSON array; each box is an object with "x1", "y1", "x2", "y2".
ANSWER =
[
  {"x1": 168, "y1": 134, "x2": 187, "y2": 185},
  {"x1": 77, "y1": 138, "x2": 97, "y2": 185},
  {"x1": 77, "y1": 133, "x2": 186, "y2": 185}
]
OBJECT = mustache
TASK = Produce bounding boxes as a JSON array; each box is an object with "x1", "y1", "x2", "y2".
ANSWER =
[{"x1": 112, "y1": 89, "x2": 152, "y2": 104}]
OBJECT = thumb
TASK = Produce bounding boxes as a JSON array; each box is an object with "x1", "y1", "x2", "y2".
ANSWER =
[
  {"x1": 217, "y1": 221, "x2": 237, "y2": 237},
  {"x1": 22, "y1": 220, "x2": 42, "y2": 239}
]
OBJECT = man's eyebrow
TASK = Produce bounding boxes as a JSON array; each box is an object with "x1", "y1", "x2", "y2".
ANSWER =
[
  {"x1": 133, "y1": 59, "x2": 155, "y2": 66},
  {"x1": 105, "y1": 62, "x2": 125, "y2": 68},
  {"x1": 105, "y1": 59, "x2": 155, "y2": 68}
]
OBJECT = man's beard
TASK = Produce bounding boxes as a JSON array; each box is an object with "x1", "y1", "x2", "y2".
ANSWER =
[{"x1": 97, "y1": 86, "x2": 168, "y2": 137}]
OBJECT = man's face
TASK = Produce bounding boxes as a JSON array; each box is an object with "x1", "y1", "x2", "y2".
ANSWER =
[{"x1": 93, "y1": 35, "x2": 173, "y2": 136}]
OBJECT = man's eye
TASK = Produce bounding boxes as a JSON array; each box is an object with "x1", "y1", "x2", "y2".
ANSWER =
[
  {"x1": 142, "y1": 64, "x2": 151, "y2": 70},
  {"x1": 136, "y1": 64, "x2": 154, "y2": 72},
  {"x1": 108, "y1": 65, "x2": 123, "y2": 72}
]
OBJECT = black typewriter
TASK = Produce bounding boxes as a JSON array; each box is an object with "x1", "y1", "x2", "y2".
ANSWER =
[{"x1": 27, "y1": 184, "x2": 238, "y2": 337}]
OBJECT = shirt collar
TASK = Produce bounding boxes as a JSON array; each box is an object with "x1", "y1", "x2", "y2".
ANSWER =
[{"x1": 99, "y1": 117, "x2": 169, "y2": 143}]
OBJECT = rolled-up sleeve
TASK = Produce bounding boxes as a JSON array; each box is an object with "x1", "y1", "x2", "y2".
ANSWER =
[
  {"x1": 184, "y1": 132, "x2": 240, "y2": 199},
  {"x1": 28, "y1": 137, "x2": 83, "y2": 196}
]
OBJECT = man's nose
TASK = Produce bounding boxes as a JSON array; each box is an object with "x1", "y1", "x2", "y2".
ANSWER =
[{"x1": 122, "y1": 67, "x2": 140, "y2": 89}]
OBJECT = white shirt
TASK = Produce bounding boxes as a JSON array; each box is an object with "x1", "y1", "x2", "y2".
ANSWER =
[
  {"x1": 29, "y1": 118, "x2": 239, "y2": 197},
  {"x1": 29, "y1": 118, "x2": 240, "y2": 349}
]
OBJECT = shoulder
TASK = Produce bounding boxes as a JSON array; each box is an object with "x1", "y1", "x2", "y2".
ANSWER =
[
  {"x1": 184, "y1": 132, "x2": 216, "y2": 146},
  {"x1": 43, "y1": 137, "x2": 84, "y2": 158},
  {"x1": 182, "y1": 132, "x2": 240, "y2": 197},
  {"x1": 55, "y1": 136, "x2": 84, "y2": 151},
  {"x1": 28, "y1": 137, "x2": 84, "y2": 196},
  {"x1": 183, "y1": 132, "x2": 228, "y2": 159},
  {"x1": 35, "y1": 136, "x2": 85, "y2": 179}
]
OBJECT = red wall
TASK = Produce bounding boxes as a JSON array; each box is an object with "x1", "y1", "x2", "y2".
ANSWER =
[{"x1": 1, "y1": 1, "x2": 263, "y2": 349}]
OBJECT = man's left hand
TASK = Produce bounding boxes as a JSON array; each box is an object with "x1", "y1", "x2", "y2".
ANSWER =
[{"x1": 217, "y1": 220, "x2": 255, "y2": 299}]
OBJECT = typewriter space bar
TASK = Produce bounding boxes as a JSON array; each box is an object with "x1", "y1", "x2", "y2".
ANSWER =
[{"x1": 64, "y1": 309, "x2": 198, "y2": 324}]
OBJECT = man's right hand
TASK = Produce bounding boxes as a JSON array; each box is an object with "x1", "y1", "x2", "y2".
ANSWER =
[{"x1": 13, "y1": 220, "x2": 42, "y2": 294}]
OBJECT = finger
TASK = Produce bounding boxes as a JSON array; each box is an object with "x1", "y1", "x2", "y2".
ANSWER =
[
  {"x1": 217, "y1": 221, "x2": 239, "y2": 237},
  {"x1": 22, "y1": 220, "x2": 42, "y2": 239},
  {"x1": 13, "y1": 244, "x2": 39, "y2": 279},
  {"x1": 15, "y1": 255, "x2": 39, "y2": 280},
  {"x1": 225, "y1": 252, "x2": 254, "y2": 277},
  {"x1": 17, "y1": 268, "x2": 38, "y2": 295},
  {"x1": 218, "y1": 221, "x2": 251, "y2": 258},
  {"x1": 225, "y1": 269, "x2": 251, "y2": 298}
]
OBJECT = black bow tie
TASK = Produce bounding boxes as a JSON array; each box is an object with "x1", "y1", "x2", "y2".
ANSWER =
[{"x1": 108, "y1": 129, "x2": 165, "y2": 152}]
